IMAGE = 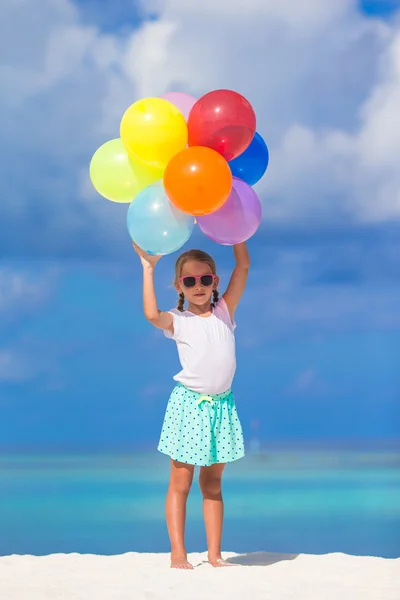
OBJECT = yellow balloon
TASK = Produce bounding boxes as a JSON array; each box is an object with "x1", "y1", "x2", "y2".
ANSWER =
[
  {"x1": 120, "y1": 98, "x2": 188, "y2": 170},
  {"x1": 89, "y1": 138, "x2": 163, "y2": 203}
]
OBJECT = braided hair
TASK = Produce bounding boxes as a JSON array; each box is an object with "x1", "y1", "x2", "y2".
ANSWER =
[
  {"x1": 175, "y1": 249, "x2": 218, "y2": 312},
  {"x1": 212, "y1": 289, "x2": 219, "y2": 307},
  {"x1": 177, "y1": 292, "x2": 185, "y2": 312}
]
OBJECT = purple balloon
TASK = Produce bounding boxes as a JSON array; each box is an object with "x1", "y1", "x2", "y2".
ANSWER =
[
  {"x1": 197, "y1": 177, "x2": 262, "y2": 245},
  {"x1": 161, "y1": 92, "x2": 197, "y2": 121}
]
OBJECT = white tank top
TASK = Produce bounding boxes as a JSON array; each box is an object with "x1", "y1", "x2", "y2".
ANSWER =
[{"x1": 163, "y1": 297, "x2": 236, "y2": 394}]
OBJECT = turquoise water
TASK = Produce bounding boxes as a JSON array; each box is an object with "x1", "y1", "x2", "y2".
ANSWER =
[{"x1": 1, "y1": 450, "x2": 399, "y2": 557}]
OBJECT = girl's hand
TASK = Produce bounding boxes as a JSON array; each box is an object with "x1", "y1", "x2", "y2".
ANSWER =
[{"x1": 132, "y1": 242, "x2": 162, "y2": 269}]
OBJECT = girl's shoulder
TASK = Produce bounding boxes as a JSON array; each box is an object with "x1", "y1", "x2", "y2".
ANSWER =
[
  {"x1": 163, "y1": 308, "x2": 191, "y2": 340},
  {"x1": 214, "y1": 297, "x2": 236, "y2": 329}
]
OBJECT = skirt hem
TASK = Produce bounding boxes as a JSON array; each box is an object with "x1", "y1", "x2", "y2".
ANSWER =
[{"x1": 157, "y1": 446, "x2": 245, "y2": 467}]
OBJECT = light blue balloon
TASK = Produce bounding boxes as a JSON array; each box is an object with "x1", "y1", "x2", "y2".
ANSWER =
[{"x1": 127, "y1": 182, "x2": 194, "y2": 255}]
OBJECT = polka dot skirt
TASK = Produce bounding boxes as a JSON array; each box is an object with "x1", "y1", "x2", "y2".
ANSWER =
[{"x1": 157, "y1": 384, "x2": 245, "y2": 466}]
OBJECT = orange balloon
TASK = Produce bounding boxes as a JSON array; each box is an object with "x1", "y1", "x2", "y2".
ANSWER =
[{"x1": 163, "y1": 146, "x2": 232, "y2": 216}]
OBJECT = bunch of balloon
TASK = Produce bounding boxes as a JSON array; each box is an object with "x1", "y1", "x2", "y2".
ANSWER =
[{"x1": 89, "y1": 89, "x2": 269, "y2": 254}]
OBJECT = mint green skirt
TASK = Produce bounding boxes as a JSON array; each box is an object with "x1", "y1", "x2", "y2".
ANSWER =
[{"x1": 158, "y1": 384, "x2": 245, "y2": 466}]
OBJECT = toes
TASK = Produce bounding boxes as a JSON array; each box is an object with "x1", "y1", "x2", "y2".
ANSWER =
[
  {"x1": 171, "y1": 561, "x2": 194, "y2": 569},
  {"x1": 208, "y1": 558, "x2": 234, "y2": 568}
]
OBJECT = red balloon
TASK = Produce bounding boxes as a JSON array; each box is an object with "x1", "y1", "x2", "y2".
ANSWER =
[{"x1": 188, "y1": 89, "x2": 256, "y2": 161}]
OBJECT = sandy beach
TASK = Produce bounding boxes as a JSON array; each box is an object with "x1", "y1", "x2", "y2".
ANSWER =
[{"x1": 1, "y1": 551, "x2": 399, "y2": 600}]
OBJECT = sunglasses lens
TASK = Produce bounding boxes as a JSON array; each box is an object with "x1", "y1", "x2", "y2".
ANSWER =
[
  {"x1": 182, "y1": 277, "x2": 196, "y2": 287},
  {"x1": 200, "y1": 275, "x2": 213, "y2": 286}
]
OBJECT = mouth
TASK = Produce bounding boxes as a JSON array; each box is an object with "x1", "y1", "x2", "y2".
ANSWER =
[{"x1": 193, "y1": 293, "x2": 206, "y2": 297}]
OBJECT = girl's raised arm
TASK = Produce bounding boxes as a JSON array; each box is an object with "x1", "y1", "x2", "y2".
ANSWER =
[
  {"x1": 133, "y1": 243, "x2": 173, "y2": 332},
  {"x1": 222, "y1": 242, "x2": 250, "y2": 320}
]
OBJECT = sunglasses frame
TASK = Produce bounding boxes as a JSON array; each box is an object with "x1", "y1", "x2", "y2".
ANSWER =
[{"x1": 179, "y1": 274, "x2": 216, "y2": 288}]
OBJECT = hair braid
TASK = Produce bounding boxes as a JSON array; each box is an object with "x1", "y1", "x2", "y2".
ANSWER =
[
  {"x1": 212, "y1": 289, "x2": 219, "y2": 307},
  {"x1": 177, "y1": 292, "x2": 185, "y2": 312}
]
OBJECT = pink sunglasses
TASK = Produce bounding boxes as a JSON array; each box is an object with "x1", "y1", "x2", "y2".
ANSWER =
[{"x1": 179, "y1": 274, "x2": 216, "y2": 288}]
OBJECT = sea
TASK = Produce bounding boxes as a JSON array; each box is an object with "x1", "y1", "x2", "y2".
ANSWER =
[{"x1": 1, "y1": 447, "x2": 399, "y2": 558}]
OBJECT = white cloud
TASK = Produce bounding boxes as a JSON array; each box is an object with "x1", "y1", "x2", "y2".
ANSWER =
[
  {"x1": 1, "y1": 0, "x2": 400, "y2": 258},
  {"x1": 0, "y1": 337, "x2": 64, "y2": 384},
  {"x1": 285, "y1": 368, "x2": 329, "y2": 396},
  {"x1": 0, "y1": 266, "x2": 58, "y2": 320},
  {"x1": 0, "y1": 349, "x2": 32, "y2": 382},
  {"x1": 265, "y1": 23, "x2": 400, "y2": 223}
]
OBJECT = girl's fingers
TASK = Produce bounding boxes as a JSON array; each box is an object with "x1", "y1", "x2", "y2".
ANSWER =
[{"x1": 132, "y1": 242, "x2": 145, "y2": 256}]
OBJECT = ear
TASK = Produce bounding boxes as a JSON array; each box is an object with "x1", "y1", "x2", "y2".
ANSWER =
[
  {"x1": 174, "y1": 281, "x2": 182, "y2": 293},
  {"x1": 213, "y1": 276, "x2": 220, "y2": 289}
]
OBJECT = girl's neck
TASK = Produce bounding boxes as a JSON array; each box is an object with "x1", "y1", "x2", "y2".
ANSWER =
[{"x1": 186, "y1": 302, "x2": 213, "y2": 317}]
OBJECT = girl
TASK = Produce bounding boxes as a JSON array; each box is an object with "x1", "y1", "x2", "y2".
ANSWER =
[{"x1": 133, "y1": 241, "x2": 250, "y2": 569}]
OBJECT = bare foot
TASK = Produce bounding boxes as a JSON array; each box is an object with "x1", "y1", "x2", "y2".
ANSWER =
[
  {"x1": 170, "y1": 555, "x2": 194, "y2": 570},
  {"x1": 208, "y1": 556, "x2": 235, "y2": 567}
]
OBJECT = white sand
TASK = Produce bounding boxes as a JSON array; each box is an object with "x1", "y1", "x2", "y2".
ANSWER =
[{"x1": 1, "y1": 551, "x2": 399, "y2": 600}]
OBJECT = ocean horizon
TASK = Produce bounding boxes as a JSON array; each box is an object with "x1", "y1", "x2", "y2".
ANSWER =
[{"x1": 1, "y1": 446, "x2": 399, "y2": 558}]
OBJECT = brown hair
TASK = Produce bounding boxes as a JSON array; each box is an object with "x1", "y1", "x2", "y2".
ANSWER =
[{"x1": 175, "y1": 249, "x2": 219, "y2": 312}]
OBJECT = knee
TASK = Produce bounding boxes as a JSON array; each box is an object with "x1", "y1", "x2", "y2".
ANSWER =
[
  {"x1": 199, "y1": 475, "x2": 222, "y2": 499},
  {"x1": 170, "y1": 477, "x2": 193, "y2": 496}
]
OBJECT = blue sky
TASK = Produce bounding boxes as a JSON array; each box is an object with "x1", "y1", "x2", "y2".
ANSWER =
[
  {"x1": 1, "y1": 0, "x2": 400, "y2": 451},
  {"x1": 361, "y1": 0, "x2": 400, "y2": 17}
]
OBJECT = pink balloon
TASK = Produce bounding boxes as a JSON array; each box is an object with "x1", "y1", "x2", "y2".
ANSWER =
[
  {"x1": 197, "y1": 177, "x2": 262, "y2": 245},
  {"x1": 161, "y1": 92, "x2": 197, "y2": 121}
]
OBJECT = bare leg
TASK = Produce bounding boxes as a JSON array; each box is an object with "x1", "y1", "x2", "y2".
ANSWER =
[
  {"x1": 199, "y1": 463, "x2": 232, "y2": 567},
  {"x1": 166, "y1": 459, "x2": 195, "y2": 569}
]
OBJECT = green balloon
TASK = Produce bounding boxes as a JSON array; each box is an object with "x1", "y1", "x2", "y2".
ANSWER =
[{"x1": 89, "y1": 138, "x2": 163, "y2": 203}]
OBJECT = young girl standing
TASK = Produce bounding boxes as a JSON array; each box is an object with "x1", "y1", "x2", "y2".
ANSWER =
[{"x1": 133, "y1": 241, "x2": 250, "y2": 569}]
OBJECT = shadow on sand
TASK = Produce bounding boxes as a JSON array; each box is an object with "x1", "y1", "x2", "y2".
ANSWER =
[{"x1": 226, "y1": 552, "x2": 299, "y2": 566}]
